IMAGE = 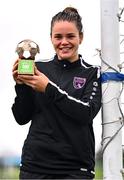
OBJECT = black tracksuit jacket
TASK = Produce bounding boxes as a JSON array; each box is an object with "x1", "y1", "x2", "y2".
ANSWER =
[{"x1": 12, "y1": 54, "x2": 101, "y2": 178}]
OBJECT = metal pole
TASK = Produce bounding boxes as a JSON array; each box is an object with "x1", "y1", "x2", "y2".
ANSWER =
[{"x1": 101, "y1": 0, "x2": 123, "y2": 179}]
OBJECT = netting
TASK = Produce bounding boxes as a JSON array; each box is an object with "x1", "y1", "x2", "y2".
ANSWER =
[{"x1": 94, "y1": 1, "x2": 124, "y2": 177}]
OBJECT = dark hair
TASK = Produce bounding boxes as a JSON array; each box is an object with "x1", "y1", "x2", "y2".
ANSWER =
[{"x1": 50, "y1": 7, "x2": 83, "y2": 35}]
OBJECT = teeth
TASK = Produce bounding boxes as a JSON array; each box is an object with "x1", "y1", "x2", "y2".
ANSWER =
[{"x1": 61, "y1": 47, "x2": 70, "y2": 50}]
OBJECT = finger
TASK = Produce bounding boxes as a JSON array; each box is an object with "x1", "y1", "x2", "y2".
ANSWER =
[
  {"x1": 34, "y1": 66, "x2": 41, "y2": 76},
  {"x1": 12, "y1": 70, "x2": 18, "y2": 76},
  {"x1": 18, "y1": 75, "x2": 34, "y2": 80},
  {"x1": 12, "y1": 60, "x2": 19, "y2": 71},
  {"x1": 16, "y1": 79, "x2": 24, "y2": 84},
  {"x1": 12, "y1": 64, "x2": 18, "y2": 72},
  {"x1": 13, "y1": 59, "x2": 19, "y2": 66},
  {"x1": 24, "y1": 82, "x2": 35, "y2": 89}
]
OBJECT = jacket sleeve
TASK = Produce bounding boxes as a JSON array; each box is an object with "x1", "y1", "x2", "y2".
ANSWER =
[
  {"x1": 45, "y1": 67, "x2": 101, "y2": 124},
  {"x1": 11, "y1": 84, "x2": 35, "y2": 125}
]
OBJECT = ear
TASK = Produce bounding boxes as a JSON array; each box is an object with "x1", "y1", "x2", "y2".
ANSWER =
[{"x1": 79, "y1": 33, "x2": 83, "y2": 44}]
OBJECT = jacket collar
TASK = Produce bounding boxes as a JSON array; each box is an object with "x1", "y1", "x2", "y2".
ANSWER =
[{"x1": 53, "y1": 54, "x2": 82, "y2": 68}]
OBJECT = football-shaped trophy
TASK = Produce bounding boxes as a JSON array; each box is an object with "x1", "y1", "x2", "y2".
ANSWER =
[{"x1": 16, "y1": 39, "x2": 40, "y2": 75}]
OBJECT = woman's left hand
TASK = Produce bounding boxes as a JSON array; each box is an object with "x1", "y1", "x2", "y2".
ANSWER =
[{"x1": 18, "y1": 66, "x2": 49, "y2": 92}]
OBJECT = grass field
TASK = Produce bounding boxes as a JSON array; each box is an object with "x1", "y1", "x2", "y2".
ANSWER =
[
  {"x1": 95, "y1": 161, "x2": 103, "y2": 179},
  {"x1": 0, "y1": 167, "x2": 19, "y2": 179},
  {"x1": 0, "y1": 163, "x2": 103, "y2": 179}
]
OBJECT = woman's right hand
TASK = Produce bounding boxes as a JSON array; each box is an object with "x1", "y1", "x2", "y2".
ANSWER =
[{"x1": 12, "y1": 59, "x2": 23, "y2": 84}]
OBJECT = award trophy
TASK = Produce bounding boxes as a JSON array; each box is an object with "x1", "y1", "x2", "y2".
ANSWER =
[{"x1": 16, "y1": 39, "x2": 40, "y2": 75}]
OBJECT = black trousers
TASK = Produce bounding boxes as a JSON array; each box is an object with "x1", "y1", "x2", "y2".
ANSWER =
[{"x1": 19, "y1": 170, "x2": 93, "y2": 180}]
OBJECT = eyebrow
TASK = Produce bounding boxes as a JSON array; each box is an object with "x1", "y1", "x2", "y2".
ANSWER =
[{"x1": 54, "y1": 33, "x2": 76, "y2": 36}]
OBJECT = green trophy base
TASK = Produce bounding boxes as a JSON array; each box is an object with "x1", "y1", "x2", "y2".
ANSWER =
[{"x1": 18, "y1": 59, "x2": 34, "y2": 75}]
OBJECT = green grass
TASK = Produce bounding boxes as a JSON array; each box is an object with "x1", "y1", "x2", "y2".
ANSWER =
[
  {"x1": 0, "y1": 164, "x2": 103, "y2": 180},
  {"x1": 95, "y1": 161, "x2": 103, "y2": 179},
  {"x1": 0, "y1": 166, "x2": 19, "y2": 179}
]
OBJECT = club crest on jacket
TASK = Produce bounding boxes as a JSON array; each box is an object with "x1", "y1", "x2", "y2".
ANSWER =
[{"x1": 73, "y1": 77, "x2": 86, "y2": 89}]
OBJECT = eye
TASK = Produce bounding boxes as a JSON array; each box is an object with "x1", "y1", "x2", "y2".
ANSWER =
[
  {"x1": 67, "y1": 34, "x2": 76, "y2": 39},
  {"x1": 54, "y1": 35, "x2": 62, "y2": 40}
]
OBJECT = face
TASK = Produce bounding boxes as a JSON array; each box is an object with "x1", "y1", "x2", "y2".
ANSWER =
[{"x1": 51, "y1": 21, "x2": 83, "y2": 62}]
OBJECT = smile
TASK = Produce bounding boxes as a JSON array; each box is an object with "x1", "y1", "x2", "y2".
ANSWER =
[{"x1": 59, "y1": 47, "x2": 72, "y2": 51}]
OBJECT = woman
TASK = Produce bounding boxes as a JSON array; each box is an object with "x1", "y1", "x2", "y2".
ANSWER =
[{"x1": 12, "y1": 7, "x2": 101, "y2": 179}]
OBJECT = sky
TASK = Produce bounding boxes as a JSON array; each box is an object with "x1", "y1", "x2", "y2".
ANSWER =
[{"x1": 0, "y1": 0, "x2": 123, "y2": 157}]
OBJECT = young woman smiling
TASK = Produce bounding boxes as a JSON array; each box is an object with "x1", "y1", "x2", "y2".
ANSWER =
[{"x1": 12, "y1": 7, "x2": 101, "y2": 179}]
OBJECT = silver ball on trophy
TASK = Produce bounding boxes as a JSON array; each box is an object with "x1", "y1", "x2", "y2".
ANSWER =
[{"x1": 16, "y1": 39, "x2": 40, "y2": 75}]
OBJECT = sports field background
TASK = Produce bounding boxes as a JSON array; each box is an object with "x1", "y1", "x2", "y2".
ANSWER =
[{"x1": 0, "y1": 159, "x2": 103, "y2": 179}]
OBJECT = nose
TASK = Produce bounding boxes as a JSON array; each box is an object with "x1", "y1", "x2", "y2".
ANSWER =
[{"x1": 61, "y1": 37, "x2": 69, "y2": 44}]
